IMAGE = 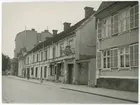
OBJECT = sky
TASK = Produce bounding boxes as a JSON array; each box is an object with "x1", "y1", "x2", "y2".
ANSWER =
[{"x1": 2, "y1": 1, "x2": 102, "y2": 58}]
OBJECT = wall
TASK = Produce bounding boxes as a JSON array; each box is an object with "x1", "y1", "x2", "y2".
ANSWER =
[
  {"x1": 15, "y1": 30, "x2": 37, "y2": 57},
  {"x1": 99, "y1": 29, "x2": 139, "y2": 50},
  {"x1": 76, "y1": 16, "x2": 96, "y2": 60}
]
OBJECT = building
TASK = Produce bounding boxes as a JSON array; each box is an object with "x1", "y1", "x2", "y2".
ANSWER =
[
  {"x1": 95, "y1": 1, "x2": 139, "y2": 92},
  {"x1": 18, "y1": 6, "x2": 97, "y2": 87},
  {"x1": 14, "y1": 28, "x2": 52, "y2": 58}
]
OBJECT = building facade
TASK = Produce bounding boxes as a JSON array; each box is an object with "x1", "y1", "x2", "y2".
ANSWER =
[
  {"x1": 95, "y1": 1, "x2": 139, "y2": 92},
  {"x1": 18, "y1": 6, "x2": 97, "y2": 87}
]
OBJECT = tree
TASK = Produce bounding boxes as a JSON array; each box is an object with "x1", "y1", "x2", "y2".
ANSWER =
[{"x1": 2, "y1": 53, "x2": 11, "y2": 72}]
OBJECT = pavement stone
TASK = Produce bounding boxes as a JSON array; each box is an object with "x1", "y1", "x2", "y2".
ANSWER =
[{"x1": 7, "y1": 75, "x2": 138, "y2": 103}]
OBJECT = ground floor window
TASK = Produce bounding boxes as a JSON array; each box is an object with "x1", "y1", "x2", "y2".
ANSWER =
[
  {"x1": 99, "y1": 43, "x2": 138, "y2": 70},
  {"x1": 119, "y1": 46, "x2": 130, "y2": 68},
  {"x1": 111, "y1": 48, "x2": 118, "y2": 68},
  {"x1": 103, "y1": 50, "x2": 111, "y2": 69}
]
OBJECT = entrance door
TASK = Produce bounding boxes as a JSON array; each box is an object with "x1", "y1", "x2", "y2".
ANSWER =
[
  {"x1": 67, "y1": 64, "x2": 73, "y2": 84},
  {"x1": 27, "y1": 68, "x2": 30, "y2": 79},
  {"x1": 40, "y1": 67, "x2": 42, "y2": 78}
]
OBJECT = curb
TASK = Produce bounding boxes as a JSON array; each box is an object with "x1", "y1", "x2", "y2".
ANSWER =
[
  {"x1": 61, "y1": 87, "x2": 138, "y2": 103},
  {"x1": 6, "y1": 76, "x2": 138, "y2": 103}
]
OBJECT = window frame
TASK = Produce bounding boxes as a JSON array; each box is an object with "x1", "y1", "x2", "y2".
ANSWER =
[
  {"x1": 60, "y1": 42, "x2": 64, "y2": 57},
  {"x1": 110, "y1": 48, "x2": 118, "y2": 69},
  {"x1": 102, "y1": 50, "x2": 111, "y2": 70},
  {"x1": 119, "y1": 46, "x2": 130, "y2": 69}
]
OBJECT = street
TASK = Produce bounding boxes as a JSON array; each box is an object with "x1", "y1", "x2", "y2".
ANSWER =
[{"x1": 2, "y1": 76, "x2": 134, "y2": 103}]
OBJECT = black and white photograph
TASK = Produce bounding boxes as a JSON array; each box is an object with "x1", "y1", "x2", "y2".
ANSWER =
[{"x1": 2, "y1": 0, "x2": 139, "y2": 104}]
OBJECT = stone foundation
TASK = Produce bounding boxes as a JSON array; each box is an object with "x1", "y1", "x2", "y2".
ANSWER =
[{"x1": 97, "y1": 78, "x2": 138, "y2": 92}]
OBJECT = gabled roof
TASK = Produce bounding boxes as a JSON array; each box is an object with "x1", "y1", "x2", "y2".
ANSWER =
[{"x1": 26, "y1": 17, "x2": 88, "y2": 55}]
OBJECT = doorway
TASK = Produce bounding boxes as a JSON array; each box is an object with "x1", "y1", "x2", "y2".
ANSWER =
[{"x1": 67, "y1": 64, "x2": 74, "y2": 84}]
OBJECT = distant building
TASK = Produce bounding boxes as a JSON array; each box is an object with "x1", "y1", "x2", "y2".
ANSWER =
[
  {"x1": 14, "y1": 28, "x2": 52, "y2": 58},
  {"x1": 95, "y1": 1, "x2": 139, "y2": 92}
]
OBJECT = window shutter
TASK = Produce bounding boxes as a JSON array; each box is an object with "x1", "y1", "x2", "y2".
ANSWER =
[
  {"x1": 114, "y1": 49, "x2": 118, "y2": 68},
  {"x1": 111, "y1": 50, "x2": 114, "y2": 68},
  {"x1": 134, "y1": 45, "x2": 138, "y2": 66},
  {"x1": 130, "y1": 45, "x2": 134, "y2": 66}
]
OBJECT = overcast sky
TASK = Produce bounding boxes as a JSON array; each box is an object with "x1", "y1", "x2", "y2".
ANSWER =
[{"x1": 2, "y1": 1, "x2": 101, "y2": 58}]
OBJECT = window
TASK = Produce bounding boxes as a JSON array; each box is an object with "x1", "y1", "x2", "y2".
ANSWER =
[
  {"x1": 97, "y1": 20, "x2": 102, "y2": 39},
  {"x1": 119, "y1": 46, "x2": 130, "y2": 68},
  {"x1": 33, "y1": 54, "x2": 35, "y2": 63},
  {"x1": 130, "y1": 44, "x2": 138, "y2": 67},
  {"x1": 60, "y1": 43, "x2": 64, "y2": 57},
  {"x1": 45, "y1": 50, "x2": 47, "y2": 60},
  {"x1": 69, "y1": 39, "x2": 74, "y2": 48},
  {"x1": 27, "y1": 57, "x2": 29, "y2": 64},
  {"x1": 130, "y1": 5, "x2": 139, "y2": 29},
  {"x1": 111, "y1": 14, "x2": 119, "y2": 35},
  {"x1": 53, "y1": 46, "x2": 56, "y2": 59},
  {"x1": 44, "y1": 66, "x2": 47, "y2": 78},
  {"x1": 103, "y1": 50, "x2": 111, "y2": 69},
  {"x1": 97, "y1": 51, "x2": 101, "y2": 69},
  {"x1": 37, "y1": 54, "x2": 39, "y2": 62},
  {"x1": 31, "y1": 68, "x2": 33, "y2": 75},
  {"x1": 41, "y1": 52, "x2": 43, "y2": 61},
  {"x1": 102, "y1": 17, "x2": 111, "y2": 38},
  {"x1": 119, "y1": 8, "x2": 130, "y2": 33},
  {"x1": 40, "y1": 67, "x2": 42, "y2": 78},
  {"x1": 111, "y1": 48, "x2": 118, "y2": 68},
  {"x1": 35, "y1": 67, "x2": 38, "y2": 77}
]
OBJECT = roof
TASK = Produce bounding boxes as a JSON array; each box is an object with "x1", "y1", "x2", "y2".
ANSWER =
[
  {"x1": 94, "y1": 1, "x2": 116, "y2": 15},
  {"x1": 94, "y1": 1, "x2": 138, "y2": 15},
  {"x1": 26, "y1": 17, "x2": 88, "y2": 55}
]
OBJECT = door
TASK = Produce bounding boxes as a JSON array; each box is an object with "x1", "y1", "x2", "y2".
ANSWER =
[
  {"x1": 27, "y1": 68, "x2": 30, "y2": 79},
  {"x1": 67, "y1": 64, "x2": 73, "y2": 84},
  {"x1": 40, "y1": 67, "x2": 42, "y2": 78}
]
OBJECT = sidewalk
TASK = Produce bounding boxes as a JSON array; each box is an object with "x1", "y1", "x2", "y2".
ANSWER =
[{"x1": 7, "y1": 75, "x2": 138, "y2": 103}]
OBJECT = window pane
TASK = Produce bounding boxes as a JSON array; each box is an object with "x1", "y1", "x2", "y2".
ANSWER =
[
  {"x1": 125, "y1": 54, "x2": 129, "y2": 67},
  {"x1": 103, "y1": 51, "x2": 106, "y2": 56},
  {"x1": 107, "y1": 50, "x2": 110, "y2": 56},
  {"x1": 130, "y1": 46, "x2": 134, "y2": 66},
  {"x1": 114, "y1": 49, "x2": 118, "y2": 67},
  {"x1": 104, "y1": 58, "x2": 106, "y2": 68},
  {"x1": 134, "y1": 45, "x2": 138, "y2": 66},
  {"x1": 107, "y1": 57, "x2": 110, "y2": 68},
  {"x1": 120, "y1": 55, "x2": 124, "y2": 67},
  {"x1": 111, "y1": 50, "x2": 114, "y2": 67}
]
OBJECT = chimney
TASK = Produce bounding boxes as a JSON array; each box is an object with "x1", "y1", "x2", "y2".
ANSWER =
[
  {"x1": 84, "y1": 6, "x2": 95, "y2": 18},
  {"x1": 44, "y1": 30, "x2": 48, "y2": 32},
  {"x1": 63, "y1": 22, "x2": 71, "y2": 31},
  {"x1": 52, "y1": 30, "x2": 58, "y2": 36},
  {"x1": 31, "y1": 28, "x2": 35, "y2": 31}
]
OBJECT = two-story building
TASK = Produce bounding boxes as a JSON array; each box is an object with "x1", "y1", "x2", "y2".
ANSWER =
[
  {"x1": 95, "y1": 1, "x2": 139, "y2": 92},
  {"x1": 18, "y1": 6, "x2": 97, "y2": 87}
]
